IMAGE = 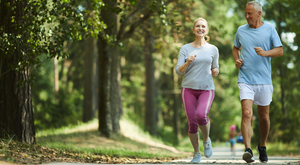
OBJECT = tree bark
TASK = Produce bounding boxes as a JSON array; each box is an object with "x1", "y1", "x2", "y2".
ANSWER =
[
  {"x1": 144, "y1": 25, "x2": 156, "y2": 135},
  {"x1": 0, "y1": 0, "x2": 35, "y2": 144},
  {"x1": 98, "y1": 0, "x2": 118, "y2": 136},
  {"x1": 83, "y1": 36, "x2": 98, "y2": 122},
  {"x1": 98, "y1": 35, "x2": 111, "y2": 137},
  {"x1": 110, "y1": 45, "x2": 121, "y2": 133}
]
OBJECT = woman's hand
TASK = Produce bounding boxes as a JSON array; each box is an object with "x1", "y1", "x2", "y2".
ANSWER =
[
  {"x1": 186, "y1": 55, "x2": 196, "y2": 64},
  {"x1": 212, "y1": 68, "x2": 219, "y2": 76}
]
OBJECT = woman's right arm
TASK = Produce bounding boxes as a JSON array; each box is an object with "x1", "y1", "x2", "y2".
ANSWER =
[
  {"x1": 177, "y1": 54, "x2": 196, "y2": 73},
  {"x1": 178, "y1": 62, "x2": 189, "y2": 74}
]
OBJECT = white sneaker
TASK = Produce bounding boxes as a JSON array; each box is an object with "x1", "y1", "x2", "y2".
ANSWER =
[
  {"x1": 203, "y1": 138, "x2": 213, "y2": 158},
  {"x1": 242, "y1": 148, "x2": 255, "y2": 163},
  {"x1": 191, "y1": 152, "x2": 201, "y2": 163}
]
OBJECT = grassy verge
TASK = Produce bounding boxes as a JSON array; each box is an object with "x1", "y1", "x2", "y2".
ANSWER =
[
  {"x1": 1, "y1": 118, "x2": 189, "y2": 164},
  {"x1": 36, "y1": 118, "x2": 188, "y2": 159},
  {"x1": 1, "y1": 118, "x2": 299, "y2": 164},
  {"x1": 265, "y1": 142, "x2": 300, "y2": 156}
]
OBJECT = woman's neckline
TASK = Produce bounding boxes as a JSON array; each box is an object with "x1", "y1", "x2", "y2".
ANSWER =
[{"x1": 189, "y1": 41, "x2": 207, "y2": 48}]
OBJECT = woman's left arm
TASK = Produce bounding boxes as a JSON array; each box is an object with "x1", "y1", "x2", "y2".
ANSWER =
[{"x1": 211, "y1": 47, "x2": 219, "y2": 77}]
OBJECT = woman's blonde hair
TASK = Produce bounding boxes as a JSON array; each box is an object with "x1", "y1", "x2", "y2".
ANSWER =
[{"x1": 193, "y1": 17, "x2": 210, "y2": 42}]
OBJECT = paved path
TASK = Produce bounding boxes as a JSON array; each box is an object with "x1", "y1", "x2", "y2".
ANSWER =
[
  {"x1": 171, "y1": 146, "x2": 300, "y2": 164},
  {"x1": 45, "y1": 146, "x2": 300, "y2": 165}
]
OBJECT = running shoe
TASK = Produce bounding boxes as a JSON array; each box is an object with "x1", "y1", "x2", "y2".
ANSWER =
[
  {"x1": 256, "y1": 143, "x2": 268, "y2": 163},
  {"x1": 191, "y1": 152, "x2": 201, "y2": 163},
  {"x1": 242, "y1": 148, "x2": 255, "y2": 163},
  {"x1": 203, "y1": 138, "x2": 213, "y2": 158}
]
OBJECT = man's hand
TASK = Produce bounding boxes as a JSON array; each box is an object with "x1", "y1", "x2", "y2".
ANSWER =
[
  {"x1": 235, "y1": 59, "x2": 243, "y2": 68},
  {"x1": 211, "y1": 68, "x2": 219, "y2": 76},
  {"x1": 254, "y1": 47, "x2": 267, "y2": 57}
]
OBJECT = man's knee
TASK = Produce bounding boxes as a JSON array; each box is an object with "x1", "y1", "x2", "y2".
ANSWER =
[
  {"x1": 258, "y1": 106, "x2": 270, "y2": 121},
  {"x1": 242, "y1": 108, "x2": 252, "y2": 120},
  {"x1": 258, "y1": 114, "x2": 269, "y2": 122}
]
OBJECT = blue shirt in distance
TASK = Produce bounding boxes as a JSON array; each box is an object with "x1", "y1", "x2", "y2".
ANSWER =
[{"x1": 234, "y1": 22, "x2": 282, "y2": 85}]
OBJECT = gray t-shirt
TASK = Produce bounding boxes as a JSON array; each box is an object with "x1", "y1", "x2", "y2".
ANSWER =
[{"x1": 175, "y1": 43, "x2": 219, "y2": 90}]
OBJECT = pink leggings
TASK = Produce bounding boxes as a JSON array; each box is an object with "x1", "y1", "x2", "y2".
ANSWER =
[{"x1": 181, "y1": 88, "x2": 215, "y2": 134}]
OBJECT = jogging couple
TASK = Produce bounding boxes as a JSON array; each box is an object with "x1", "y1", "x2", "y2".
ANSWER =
[{"x1": 175, "y1": 1, "x2": 283, "y2": 163}]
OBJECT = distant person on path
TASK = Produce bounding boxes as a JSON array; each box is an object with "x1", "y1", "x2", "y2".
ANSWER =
[
  {"x1": 175, "y1": 17, "x2": 219, "y2": 163},
  {"x1": 227, "y1": 124, "x2": 241, "y2": 155},
  {"x1": 232, "y1": 1, "x2": 283, "y2": 163}
]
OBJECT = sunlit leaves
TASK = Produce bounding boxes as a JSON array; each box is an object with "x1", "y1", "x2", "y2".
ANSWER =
[{"x1": 0, "y1": 0, "x2": 106, "y2": 76}]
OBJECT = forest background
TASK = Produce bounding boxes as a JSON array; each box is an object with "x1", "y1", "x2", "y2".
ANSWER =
[{"x1": 1, "y1": 0, "x2": 300, "y2": 149}]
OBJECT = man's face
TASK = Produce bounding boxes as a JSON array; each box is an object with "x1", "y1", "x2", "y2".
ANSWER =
[{"x1": 245, "y1": 4, "x2": 261, "y2": 27}]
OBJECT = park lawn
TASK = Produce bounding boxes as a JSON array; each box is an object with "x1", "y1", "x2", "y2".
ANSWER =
[
  {"x1": 266, "y1": 142, "x2": 300, "y2": 156},
  {"x1": 1, "y1": 118, "x2": 189, "y2": 164},
  {"x1": 1, "y1": 118, "x2": 299, "y2": 164}
]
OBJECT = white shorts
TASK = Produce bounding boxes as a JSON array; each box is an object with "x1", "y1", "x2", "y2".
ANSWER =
[{"x1": 238, "y1": 82, "x2": 273, "y2": 106}]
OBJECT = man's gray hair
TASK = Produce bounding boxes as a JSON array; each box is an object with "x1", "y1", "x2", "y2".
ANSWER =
[{"x1": 247, "y1": 1, "x2": 262, "y2": 12}]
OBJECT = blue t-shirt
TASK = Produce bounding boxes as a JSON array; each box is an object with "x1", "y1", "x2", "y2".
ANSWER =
[{"x1": 234, "y1": 22, "x2": 282, "y2": 85}]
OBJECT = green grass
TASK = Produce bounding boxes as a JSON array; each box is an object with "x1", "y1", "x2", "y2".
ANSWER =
[
  {"x1": 266, "y1": 142, "x2": 300, "y2": 156},
  {"x1": 42, "y1": 141, "x2": 171, "y2": 158},
  {"x1": 35, "y1": 118, "x2": 300, "y2": 158},
  {"x1": 36, "y1": 119, "x2": 98, "y2": 138},
  {"x1": 36, "y1": 118, "x2": 188, "y2": 159}
]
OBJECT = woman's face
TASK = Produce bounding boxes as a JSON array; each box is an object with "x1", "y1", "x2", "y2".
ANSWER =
[{"x1": 193, "y1": 20, "x2": 208, "y2": 38}]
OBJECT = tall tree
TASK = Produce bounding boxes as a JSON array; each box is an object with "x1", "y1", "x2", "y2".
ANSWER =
[
  {"x1": 83, "y1": 35, "x2": 98, "y2": 122},
  {"x1": 144, "y1": 22, "x2": 157, "y2": 135},
  {"x1": 98, "y1": 0, "x2": 173, "y2": 136},
  {"x1": 0, "y1": 0, "x2": 103, "y2": 143},
  {"x1": 82, "y1": 0, "x2": 98, "y2": 123},
  {"x1": 0, "y1": 0, "x2": 35, "y2": 144}
]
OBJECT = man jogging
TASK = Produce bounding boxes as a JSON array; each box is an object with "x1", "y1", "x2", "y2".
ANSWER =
[{"x1": 232, "y1": 1, "x2": 283, "y2": 163}]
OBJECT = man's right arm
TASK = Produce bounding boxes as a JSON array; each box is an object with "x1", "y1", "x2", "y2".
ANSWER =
[{"x1": 232, "y1": 46, "x2": 243, "y2": 68}]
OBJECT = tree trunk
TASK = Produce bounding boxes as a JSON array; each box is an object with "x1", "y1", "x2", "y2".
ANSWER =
[
  {"x1": 144, "y1": 26, "x2": 156, "y2": 135},
  {"x1": 0, "y1": 0, "x2": 35, "y2": 144},
  {"x1": 98, "y1": 0, "x2": 121, "y2": 136},
  {"x1": 83, "y1": 36, "x2": 98, "y2": 122},
  {"x1": 98, "y1": 35, "x2": 111, "y2": 137},
  {"x1": 97, "y1": 0, "x2": 163, "y2": 136},
  {"x1": 110, "y1": 45, "x2": 121, "y2": 133}
]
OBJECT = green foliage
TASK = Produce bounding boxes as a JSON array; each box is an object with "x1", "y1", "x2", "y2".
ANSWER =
[
  {"x1": 0, "y1": 0, "x2": 104, "y2": 78},
  {"x1": 31, "y1": 55, "x2": 83, "y2": 130}
]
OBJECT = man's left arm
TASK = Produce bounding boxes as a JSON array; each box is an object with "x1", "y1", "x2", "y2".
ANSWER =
[{"x1": 254, "y1": 46, "x2": 283, "y2": 57}]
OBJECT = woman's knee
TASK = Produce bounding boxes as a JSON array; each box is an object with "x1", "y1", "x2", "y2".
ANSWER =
[
  {"x1": 188, "y1": 123, "x2": 198, "y2": 134},
  {"x1": 198, "y1": 117, "x2": 209, "y2": 126}
]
